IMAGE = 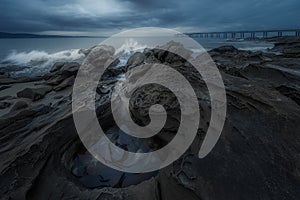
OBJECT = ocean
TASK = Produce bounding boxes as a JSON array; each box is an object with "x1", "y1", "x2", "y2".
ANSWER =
[{"x1": 0, "y1": 37, "x2": 274, "y2": 76}]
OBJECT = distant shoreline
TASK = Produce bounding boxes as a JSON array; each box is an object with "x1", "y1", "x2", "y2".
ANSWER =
[{"x1": 0, "y1": 32, "x2": 106, "y2": 39}]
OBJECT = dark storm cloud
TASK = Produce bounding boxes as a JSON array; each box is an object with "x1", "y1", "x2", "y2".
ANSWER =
[{"x1": 0, "y1": 0, "x2": 299, "y2": 35}]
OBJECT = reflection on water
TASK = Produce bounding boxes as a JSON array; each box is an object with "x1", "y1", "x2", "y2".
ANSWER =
[{"x1": 71, "y1": 144, "x2": 158, "y2": 188}]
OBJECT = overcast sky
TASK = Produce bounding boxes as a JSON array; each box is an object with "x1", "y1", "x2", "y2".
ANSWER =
[{"x1": 0, "y1": 0, "x2": 299, "y2": 36}]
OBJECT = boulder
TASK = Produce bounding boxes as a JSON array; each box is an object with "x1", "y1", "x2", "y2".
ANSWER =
[
  {"x1": 45, "y1": 62, "x2": 80, "y2": 86},
  {"x1": 158, "y1": 41, "x2": 193, "y2": 63},
  {"x1": 126, "y1": 52, "x2": 145, "y2": 70}
]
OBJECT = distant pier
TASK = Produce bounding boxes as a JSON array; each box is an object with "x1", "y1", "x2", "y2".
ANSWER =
[{"x1": 177, "y1": 29, "x2": 300, "y2": 39}]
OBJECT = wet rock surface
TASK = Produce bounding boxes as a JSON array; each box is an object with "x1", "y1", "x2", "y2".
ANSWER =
[
  {"x1": 17, "y1": 86, "x2": 52, "y2": 101},
  {"x1": 70, "y1": 142, "x2": 158, "y2": 189},
  {"x1": 0, "y1": 38, "x2": 300, "y2": 200},
  {"x1": 268, "y1": 37, "x2": 300, "y2": 56}
]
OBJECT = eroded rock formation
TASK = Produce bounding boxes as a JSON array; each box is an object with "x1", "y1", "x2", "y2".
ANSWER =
[{"x1": 0, "y1": 39, "x2": 299, "y2": 200}]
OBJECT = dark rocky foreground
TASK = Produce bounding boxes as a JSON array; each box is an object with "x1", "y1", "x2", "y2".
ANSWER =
[{"x1": 0, "y1": 38, "x2": 300, "y2": 200}]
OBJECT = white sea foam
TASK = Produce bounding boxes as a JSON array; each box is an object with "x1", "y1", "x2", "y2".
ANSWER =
[
  {"x1": 238, "y1": 46, "x2": 271, "y2": 51},
  {"x1": 115, "y1": 39, "x2": 147, "y2": 67},
  {"x1": 2, "y1": 49, "x2": 85, "y2": 76},
  {"x1": 115, "y1": 38, "x2": 147, "y2": 55}
]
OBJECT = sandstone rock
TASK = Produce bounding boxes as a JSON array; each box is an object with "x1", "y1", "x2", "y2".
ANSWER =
[
  {"x1": 45, "y1": 74, "x2": 69, "y2": 85},
  {"x1": 45, "y1": 62, "x2": 80, "y2": 86},
  {"x1": 10, "y1": 100, "x2": 28, "y2": 111},
  {"x1": 0, "y1": 76, "x2": 43, "y2": 85},
  {"x1": 0, "y1": 85, "x2": 10, "y2": 91},
  {"x1": 213, "y1": 45, "x2": 238, "y2": 53},
  {"x1": 0, "y1": 96, "x2": 16, "y2": 101},
  {"x1": 50, "y1": 62, "x2": 65, "y2": 72},
  {"x1": 269, "y1": 37, "x2": 300, "y2": 56},
  {"x1": 17, "y1": 86, "x2": 52, "y2": 101},
  {"x1": 126, "y1": 52, "x2": 145, "y2": 70},
  {"x1": 53, "y1": 76, "x2": 75, "y2": 91},
  {"x1": 58, "y1": 62, "x2": 80, "y2": 76},
  {"x1": 1, "y1": 40, "x2": 300, "y2": 200},
  {"x1": 0, "y1": 101, "x2": 11, "y2": 109},
  {"x1": 157, "y1": 41, "x2": 193, "y2": 63}
]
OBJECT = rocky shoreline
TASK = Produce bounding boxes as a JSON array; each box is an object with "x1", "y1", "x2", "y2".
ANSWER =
[{"x1": 0, "y1": 37, "x2": 300, "y2": 200}]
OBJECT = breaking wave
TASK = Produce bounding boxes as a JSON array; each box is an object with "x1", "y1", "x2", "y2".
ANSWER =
[
  {"x1": 115, "y1": 38, "x2": 147, "y2": 55},
  {"x1": 115, "y1": 39, "x2": 147, "y2": 67},
  {"x1": 2, "y1": 49, "x2": 85, "y2": 76},
  {"x1": 238, "y1": 46, "x2": 272, "y2": 51}
]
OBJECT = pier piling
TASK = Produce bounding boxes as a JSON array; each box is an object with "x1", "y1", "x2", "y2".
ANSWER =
[{"x1": 181, "y1": 29, "x2": 300, "y2": 39}]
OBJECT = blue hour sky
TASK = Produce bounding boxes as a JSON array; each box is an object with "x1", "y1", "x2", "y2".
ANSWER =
[{"x1": 0, "y1": 0, "x2": 299, "y2": 36}]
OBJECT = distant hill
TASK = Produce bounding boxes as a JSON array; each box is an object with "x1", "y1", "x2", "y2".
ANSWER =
[{"x1": 0, "y1": 32, "x2": 105, "y2": 38}]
